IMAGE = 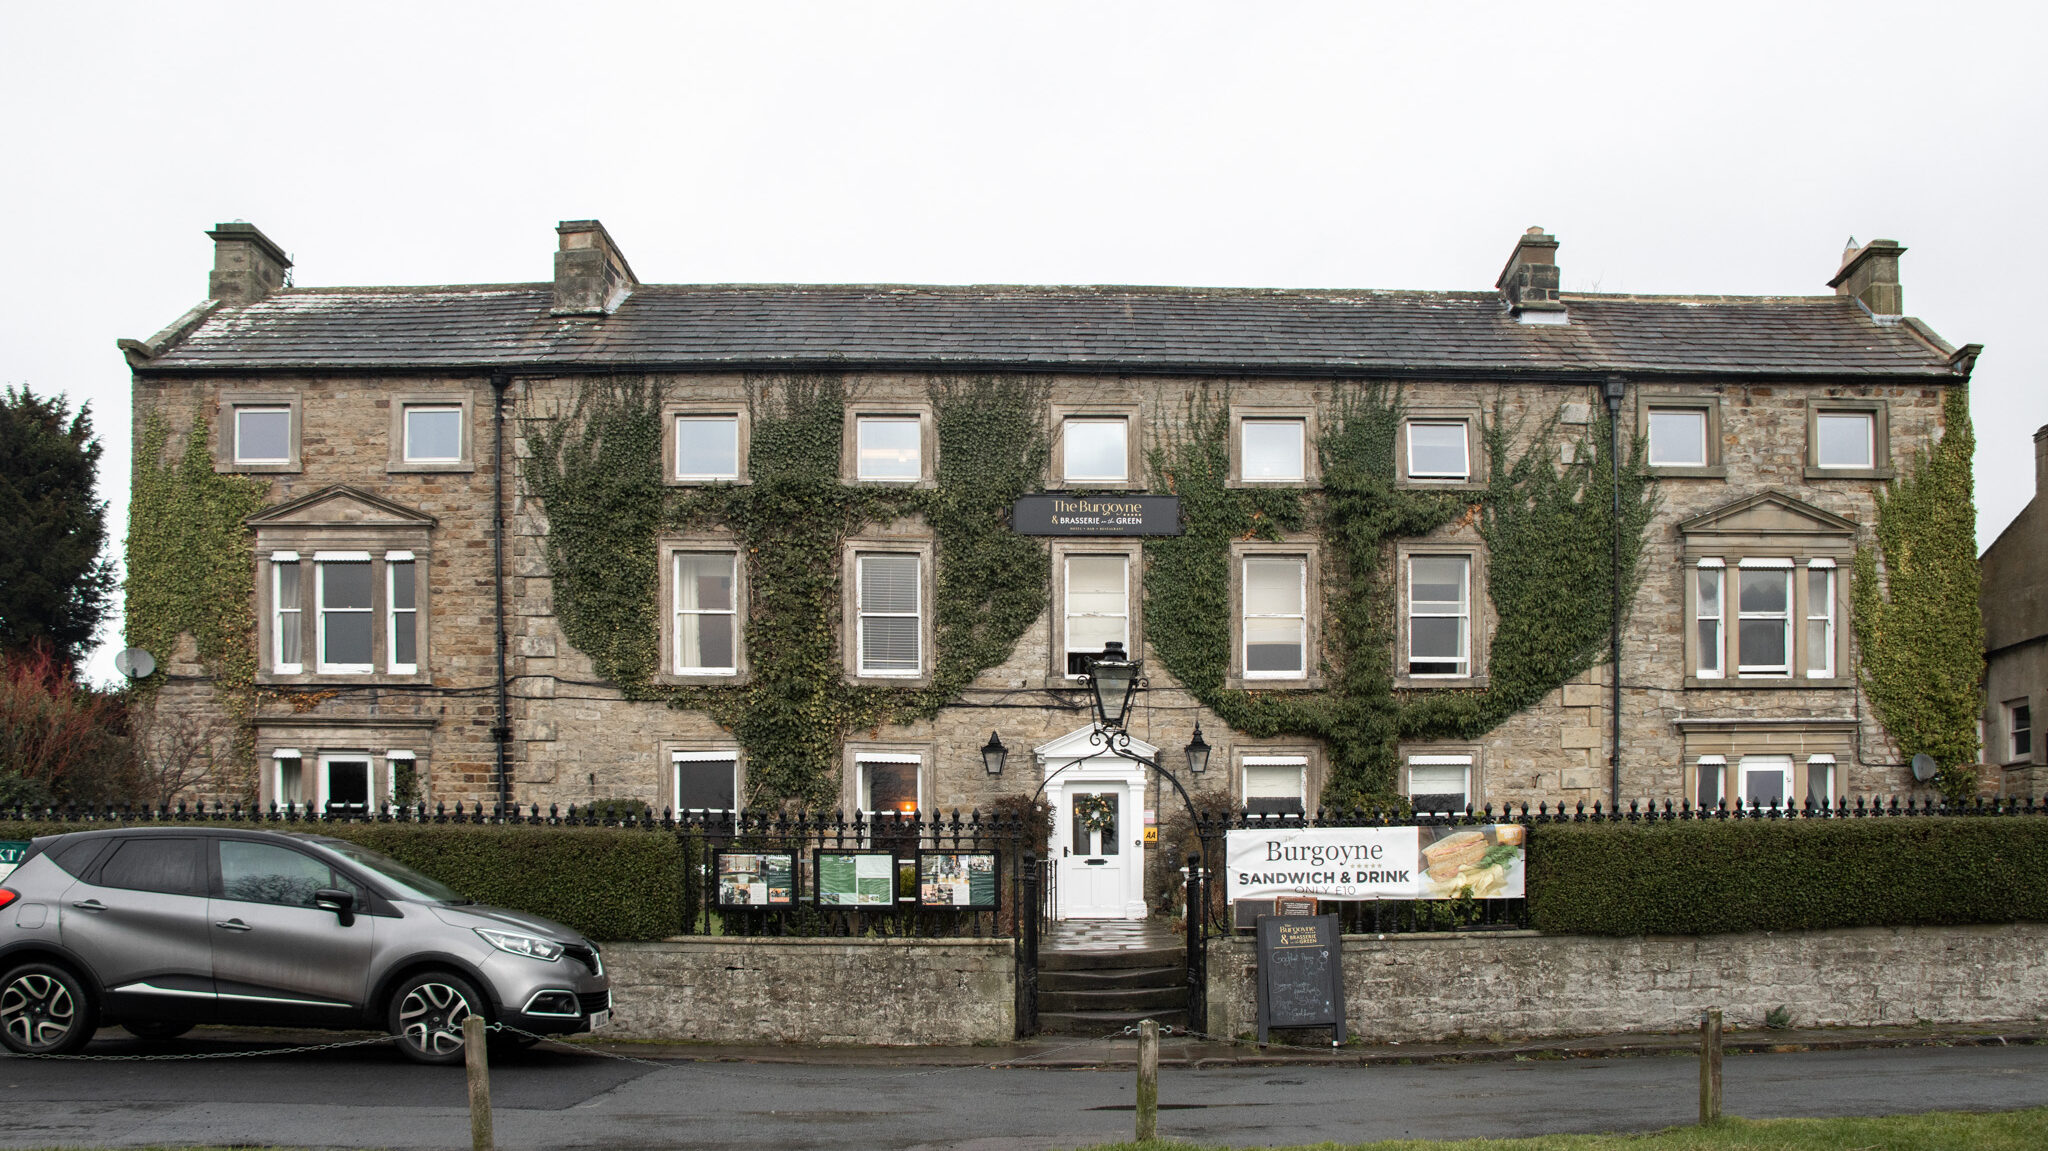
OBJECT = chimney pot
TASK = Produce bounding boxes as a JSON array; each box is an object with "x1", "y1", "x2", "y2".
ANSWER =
[
  {"x1": 553, "y1": 219, "x2": 638, "y2": 315},
  {"x1": 1828, "y1": 238, "x2": 1906, "y2": 317},
  {"x1": 206, "y1": 222, "x2": 291, "y2": 305},
  {"x1": 1497, "y1": 227, "x2": 1567, "y2": 324}
]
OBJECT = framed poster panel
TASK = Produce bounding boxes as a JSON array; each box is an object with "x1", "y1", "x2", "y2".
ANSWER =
[
  {"x1": 813, "y1": 850, "x2": 897, "y2": 907},
  {"x1": 714, "y1": 851, "x2": 796, "y2": 907},
  {"x1": 917, "y1": 850, "x2": 999, "y2": 909}
]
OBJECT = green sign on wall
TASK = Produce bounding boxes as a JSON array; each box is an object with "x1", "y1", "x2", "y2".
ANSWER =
[{"x1": 0, "y1": 841, "x2": 27, "y2": 882}]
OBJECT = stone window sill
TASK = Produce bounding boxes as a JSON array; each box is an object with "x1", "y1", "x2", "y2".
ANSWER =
[
  {"x1": 256, "y1": 672, "x2": 433, "y2": 687},
  {"x1": 388, "y1": 462, "x2": 476, "y2": 474},
  {"x1": 1226, "y1": 675, "x2": 1327, "y2": 691},
  {"x1": 1394, "y1": 674, "x2": 1488, "y2": 691},
  {"x1": 1683, "y1": 676, "x2": 1852, "y2": 690}
]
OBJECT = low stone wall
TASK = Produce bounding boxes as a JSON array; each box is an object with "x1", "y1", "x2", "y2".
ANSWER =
[
  {"x1": 603, "y1": 937, "x2": 1015, "y2": 1045},
  {"x1": 1207, "y1": 923, "x2": 2048, "y2": 1041}
]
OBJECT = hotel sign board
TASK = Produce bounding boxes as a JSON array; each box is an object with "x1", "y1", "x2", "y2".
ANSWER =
[{"x1": 1012, "y1": 495, "x2": 1182, "y2": 537}]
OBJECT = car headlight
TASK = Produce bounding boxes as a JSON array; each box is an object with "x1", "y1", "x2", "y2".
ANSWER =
[{"x1": 475, "y1": 927, "x2": 563, "y2": 961}]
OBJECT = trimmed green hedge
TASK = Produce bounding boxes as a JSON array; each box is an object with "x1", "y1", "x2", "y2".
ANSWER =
[
  {"x1": 1526, "y1": 818, "x2": 2048, "y2": 936},
  {"x1": 0, "y1": 821, "x2": 684, "y2": 942}
]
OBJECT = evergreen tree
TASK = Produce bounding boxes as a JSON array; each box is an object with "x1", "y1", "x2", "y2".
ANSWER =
[{"x1": 0, "y1": 386, "x2": 116, "y2": 666}]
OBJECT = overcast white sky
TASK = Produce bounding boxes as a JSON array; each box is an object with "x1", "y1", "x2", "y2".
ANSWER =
[{"x1": 3, "y1": 2, "x2": 2043, "y2": 684}]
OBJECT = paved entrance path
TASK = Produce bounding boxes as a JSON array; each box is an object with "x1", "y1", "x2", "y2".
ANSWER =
[
  {"x1": 1043, "y1": 919, "x2": 1184, "y2": 952},
  {"x1": 1, "y1": 1032, "x2": 2043, "y2": 1149}
]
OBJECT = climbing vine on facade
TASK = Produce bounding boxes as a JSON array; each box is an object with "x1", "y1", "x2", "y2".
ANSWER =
[
  {"x1": 525, "y1": 374, "x2": 1050, "y2": 808},
  {"x1": 1851, "y1": 386, "x2": 1983, "y2": 804},
  {"x1": 1144, "y1": 386, "x2": 1657, "y2": 810},
  {"x1": 124, "y1": 412, "x2": 269, "y2": 782}
]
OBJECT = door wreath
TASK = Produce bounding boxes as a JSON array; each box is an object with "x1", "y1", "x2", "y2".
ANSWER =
[{"x1": 1071, "y1": 793, "x2": 1117, "y2": 833}]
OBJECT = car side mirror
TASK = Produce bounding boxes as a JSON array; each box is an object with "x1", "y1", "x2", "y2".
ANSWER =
[{"x1": 314, "y1": 888, "x2": 357, "y2": 927}]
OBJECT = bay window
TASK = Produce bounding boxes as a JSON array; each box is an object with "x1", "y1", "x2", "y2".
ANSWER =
[{"x1": 251, "y1": 487, "x2": 435, "y2": 683}]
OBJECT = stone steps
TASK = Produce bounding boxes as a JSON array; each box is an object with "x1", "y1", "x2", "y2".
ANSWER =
[{"x1": 1035, "y1": 932, "x2": 1190, "y2": 1035}]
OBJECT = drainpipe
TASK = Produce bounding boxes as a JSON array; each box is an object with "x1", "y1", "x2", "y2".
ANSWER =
[
  {"x1": 1602, "y1": 376, "x2": 1627, "y2": 810},
  {"x1": 491, "y1": 372, "x2": 513, "y2": 814}
]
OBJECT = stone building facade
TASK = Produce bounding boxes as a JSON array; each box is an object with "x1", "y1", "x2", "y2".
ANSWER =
[
  {"x1": 1981, "y1": 425, "x2": 2046, "y2": 797},
  {"x1": 121, "y1": 220, "x2": 1978, "y2": 919}
]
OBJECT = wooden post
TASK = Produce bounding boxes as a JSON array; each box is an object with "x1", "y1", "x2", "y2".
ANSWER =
[
  {"x1": 1136, "y1": 1018, "x2": 1160, "y2": 1142},
  {"x1": 1698, "y1": 1008, "x2": 1722, "y2": 1124},
  {"x1": 464, "y1": 1014, "x2": 495, "y2": 1151}
]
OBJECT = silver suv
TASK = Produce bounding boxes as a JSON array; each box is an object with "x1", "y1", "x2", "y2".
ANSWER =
[{"x1": 0, "y1": 827, "x2": 610, "y2": 1064}]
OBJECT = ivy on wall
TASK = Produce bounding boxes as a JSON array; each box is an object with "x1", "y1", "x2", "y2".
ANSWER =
[
  {"x1": 1144, "y1": 387, "x2": 1658, "y2": 809},
  {"x1": 1851, "y1": 386, "x2": 1984, "y2": 803},
  {"x1": 124, "y1": 412, "x2": 269, "y2": 782},
  {"x1": 525, "y1": 374, "x2": 1050, "y2": 808}
]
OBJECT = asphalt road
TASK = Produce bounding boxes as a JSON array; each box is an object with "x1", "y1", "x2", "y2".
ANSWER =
[{"x1": 2, "y1": 1034, "x2": 2045, "y2": 1150}]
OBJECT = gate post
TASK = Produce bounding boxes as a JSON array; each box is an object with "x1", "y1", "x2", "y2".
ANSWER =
[
  {"x1": 1185, "y1": 852, "x2": 1207, "y2": 1035},
  {"x1": 1019, "y1": 850, "x2": 1039, "y2": 1036}
]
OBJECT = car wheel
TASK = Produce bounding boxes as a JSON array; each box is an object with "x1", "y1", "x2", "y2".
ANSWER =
[
  {"x1": 121, "y1": 1020, "x2": 194, "y2": 1041},
  {"x1": 389, "y1": 972, "x2": 486, "y2": 1065},
  {"x1": 0, "y1": 963, "x2": 94, "y2": 1055}
]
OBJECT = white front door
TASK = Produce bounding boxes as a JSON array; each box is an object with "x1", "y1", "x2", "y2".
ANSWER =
[{"x1": 1055, "y1": 781, "x2": 1133, "y2": 918}]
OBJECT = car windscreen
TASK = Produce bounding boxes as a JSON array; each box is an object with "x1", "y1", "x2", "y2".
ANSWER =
[{"x1": 312, "y1": 839, "x2": 471, "y2": 904}]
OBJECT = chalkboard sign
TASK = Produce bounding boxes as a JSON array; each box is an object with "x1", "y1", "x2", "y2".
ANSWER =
[{"x1": 1255, "y1": 914, "x2": 1346, "y2": 1046}]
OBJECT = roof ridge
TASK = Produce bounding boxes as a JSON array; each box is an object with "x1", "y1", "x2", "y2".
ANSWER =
[{"x1": 1565, "y1": 292, "x2": 1852, "y2": 304}]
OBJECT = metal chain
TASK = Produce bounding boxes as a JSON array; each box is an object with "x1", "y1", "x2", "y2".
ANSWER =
[{"x1": 0, "y1": 1032, "x2": 402, "y2": 1062}]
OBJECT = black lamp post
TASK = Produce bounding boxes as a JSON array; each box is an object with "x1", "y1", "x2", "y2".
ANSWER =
[
  {"x1": 981, "y1": 731, "x2": 1008, "y2": 777},
  {"x1": 1075, "y1": 641, "x2": 1208, "y2": 823}
]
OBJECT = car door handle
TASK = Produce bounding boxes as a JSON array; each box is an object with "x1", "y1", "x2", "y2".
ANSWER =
[
  {"x1": 70, "y1": 899, "x2": 105, "y2": 911},
  {"x1": 214, "y1": 919, "x2": 253, "y2": 932}
]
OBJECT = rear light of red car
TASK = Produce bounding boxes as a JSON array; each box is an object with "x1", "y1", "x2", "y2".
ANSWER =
[{"x1": 0, "y1": 889, "x2": 17, "y2": 912}]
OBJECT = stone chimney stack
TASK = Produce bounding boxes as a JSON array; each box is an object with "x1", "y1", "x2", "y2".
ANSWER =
[
  {"x1": 2036, "y1": 424, "x2": 2048, "y2": 498},
  {"x1": 553, "y1": 219, "x2": 638, "y2": 315},
  {"x1": 1828, "y1": 238, "x2": 1906, "y2": 317},
  {"x1": 207, "y1": 222, "x2": 291, "y2": 305},
  {"x1": 1497, "y1": 227, "x2": 1567, "y2": 325}
]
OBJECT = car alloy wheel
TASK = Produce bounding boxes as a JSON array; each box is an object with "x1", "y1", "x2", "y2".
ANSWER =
[
  {"x1": 0, "y1": 964, "x2": 92, "y2": 1055},
  {"x1": 391, "y1": 973, "x2": 484, "y2": 1065}
]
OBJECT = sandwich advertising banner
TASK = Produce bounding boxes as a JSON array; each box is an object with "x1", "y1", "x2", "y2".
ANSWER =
[{"x1": 1225, "y1": 825, "x2": 1526, "y2": 902}]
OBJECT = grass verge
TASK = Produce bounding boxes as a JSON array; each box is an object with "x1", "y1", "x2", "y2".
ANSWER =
[{"x1": 1068, "y1": 1105, "x2": 2048, "y2": 1150}]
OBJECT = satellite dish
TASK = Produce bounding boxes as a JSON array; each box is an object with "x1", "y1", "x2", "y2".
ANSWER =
[
  {"x1": 113, "y1": 648, "x2": 156, "y2": 680},
  {"x1": 1910, "y1": 753, "x2": 1938, "y2": 782}
]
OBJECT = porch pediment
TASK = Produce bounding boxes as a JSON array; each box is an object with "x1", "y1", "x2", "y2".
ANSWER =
[
  {"x1": 1034, "y1": 724, "x2": 1159, "y2": 763},
  {"x1": 246, "y1": 484, "x2": 439, "y2": 529}
]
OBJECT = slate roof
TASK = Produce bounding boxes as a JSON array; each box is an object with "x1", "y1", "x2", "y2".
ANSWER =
[{"x1": 134, "y1": 283, "x2": 1962, "y2": 379}]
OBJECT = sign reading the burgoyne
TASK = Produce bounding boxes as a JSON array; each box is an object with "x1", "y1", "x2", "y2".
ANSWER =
[
  {"x1": 1012, "y1": 495, "x2": 1182, "y2": 536},
  {"x1": 0, "y1": 841, "x2": 27, "y2": 882},
  {"x1": 1226, "y1": 825, "x2": 1526, "y2": 902}
]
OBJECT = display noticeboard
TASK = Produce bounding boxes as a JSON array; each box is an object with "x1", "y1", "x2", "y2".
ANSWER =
[
  {"x1": 814, "y1": 851, "x2": 897, "y2": 907},
  {"x1": 714, "y1": 851, "x2": 796, "y2": 907},
  {"x1": 917, "y1": 851, "x2": 999, "y2": 909},
  {"x1": 1255, "y1": 914, "x2": 1346, "y2": 1046},
  {"x1": 0, "y1": 841, "x2": 26, "y2": 882}
]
